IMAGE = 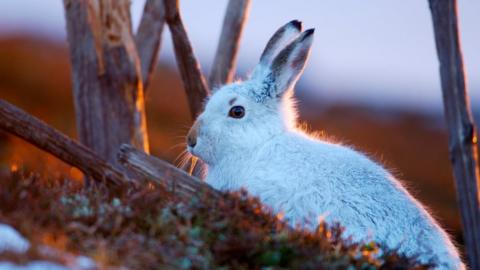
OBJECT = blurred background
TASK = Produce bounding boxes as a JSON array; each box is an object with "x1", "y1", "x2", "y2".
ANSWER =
[{"x1": 0, "y1": 0, "x2": 479, "y2": 246}]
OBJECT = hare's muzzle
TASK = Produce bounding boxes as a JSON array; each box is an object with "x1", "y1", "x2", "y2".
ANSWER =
[{"x1": 187, "y1": 119, "x2": 201, "y2": 148}]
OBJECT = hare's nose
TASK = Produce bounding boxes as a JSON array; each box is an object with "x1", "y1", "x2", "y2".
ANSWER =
[
  {"x1": 187, "y1": 132, "x2": 196, "y2": 148},
  {"x1": 187, "y1": 120, "x2": 200, "y2": 148}
]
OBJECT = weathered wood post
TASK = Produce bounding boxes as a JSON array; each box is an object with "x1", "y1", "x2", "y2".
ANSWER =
[
  {"x1": 428, "y1": 0, "x2": 480, "y2": 268},
  {"x1": 63, "y1": 0, "x2": 150, "y2": 174}
]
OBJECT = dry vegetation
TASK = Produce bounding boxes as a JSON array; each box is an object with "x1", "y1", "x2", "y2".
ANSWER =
[{"x1": 0, "y1": 168, "x2": 430, "y2": 269}]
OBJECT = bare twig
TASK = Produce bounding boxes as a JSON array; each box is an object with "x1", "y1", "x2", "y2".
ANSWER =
[
  {"x1": 428, "y1": 0, "x2": 480, "y2": 268},
  {"x1": 209, "y1": 0, "x2": 251, "y2": 88},
  {"x1": 0, "y1": 99, "x2": 129, "y2": 186},
  {"x1": 163, "y1": 0, "x2": 210, "y2": 119},
  {"x1": 118, "y1": 144, "x2": 220, "y2": 199},
  {"x1": 135, "y1": 0, "x2": 166, "y2": 88}
]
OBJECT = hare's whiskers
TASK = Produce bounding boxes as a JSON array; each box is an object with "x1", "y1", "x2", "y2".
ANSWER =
[
  {"x1": 167, "y1": 142, "x2": 187, "y2": 153},
  {"x1": 174, "y1": 150, "x2": 195, "y2": 170},
  {"x1": 173, "y1": 150, "x2": 188, "y2": 166}
]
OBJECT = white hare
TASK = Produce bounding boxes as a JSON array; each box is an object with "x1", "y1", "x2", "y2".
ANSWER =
[{"x1": 187, "y1": 21, "x2": 464, "y2": 269}]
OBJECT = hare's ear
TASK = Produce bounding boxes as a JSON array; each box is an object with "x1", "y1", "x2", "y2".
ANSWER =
[
  {"x1": 252, "y1": 20, "x2": 302, "y2": 78},
  {"x1": 250, "y1": 29, "x2": 314, "y2": 102},
  {"x1": 269, "y1": 29, "x2": 314, "y2": 97}
]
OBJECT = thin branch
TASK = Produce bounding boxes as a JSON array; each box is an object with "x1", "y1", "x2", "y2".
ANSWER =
[
  {"x1": 135, "y1": 0, "x2": 166, "y2": 89},
  {"x1": 163, "y1": 0, "x2": 210, "y2": 119},
  {"x1": 209, "y1": 0, "x2": 251, "y2": 88},
  {"x1": 428, "y1": 0, "x2": 480, "y2": 268},
  {"x1": 118, "y1": 144, "x2": 220, "y2": 200},
  {"x1": 0, "y1": 99, "x2": 129, "y2": 186}
]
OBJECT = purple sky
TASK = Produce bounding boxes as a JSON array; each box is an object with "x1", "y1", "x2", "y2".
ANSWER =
[{"x1": 0, "y1": 1, "x2": 478, "y2": 112}]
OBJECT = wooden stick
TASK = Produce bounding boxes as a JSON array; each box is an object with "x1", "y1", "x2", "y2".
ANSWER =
[
  {"x1": 0, "y1": 100, "x2": 216, "y2": 202},
  {"x1": 0, "y1": 99, "x2": 129, "y2": 186},
  {"x1": 163, "y1": 0, "x2": 210, "y2": 119},
  {"x1": 428, "y1": 1, "x2": 480, "y2": 268},
  {"x1": 118, "y1": 144, "x2": 220, "y2": 199},
  {"x1": 135, "y1": 0, "x2": 166, "y2": 89},
  {"x1": 209, "y1": 0, "x2": 251, "y2": 88}
]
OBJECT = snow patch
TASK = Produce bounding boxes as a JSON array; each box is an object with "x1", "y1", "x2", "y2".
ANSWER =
[
  {"x1": 72, "y1": 256, "x2": 96, "y2": 269},
  {"x1": 0, "y1": 261, "x2": 68, "y2": 270},
  {"x1": 0, "y1": 224, "x2": 30, "y2": 253}
]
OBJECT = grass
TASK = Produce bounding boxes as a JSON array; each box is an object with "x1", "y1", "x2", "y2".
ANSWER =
[{"x1": 0, "y1": 167, "x2": 430, "y2": 269}]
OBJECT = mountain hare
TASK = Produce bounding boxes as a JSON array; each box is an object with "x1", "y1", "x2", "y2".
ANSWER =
[{"x1": 187, "y1": 20, "x2": 464, "y2": 269}]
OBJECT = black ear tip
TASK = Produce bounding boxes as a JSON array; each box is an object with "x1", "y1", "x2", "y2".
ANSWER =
[
  {"x1": 305, "y1": 28, "x2": 315, "y2": 35},
  {"x1": 301, "y1": 28, "x2": 315, "y2": 40},
  {"x1": 288, "y1": 20, "x2": 302, "y2": 31}
]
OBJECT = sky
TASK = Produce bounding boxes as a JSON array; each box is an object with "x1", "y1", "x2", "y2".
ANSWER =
[{"x1": 0, "y1": 1, "x2": 478, "y2": 112}]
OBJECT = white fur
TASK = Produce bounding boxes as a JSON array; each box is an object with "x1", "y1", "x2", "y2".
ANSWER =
[{"x1": 188, "y1": 22, "x2": 464, "y2": 269}]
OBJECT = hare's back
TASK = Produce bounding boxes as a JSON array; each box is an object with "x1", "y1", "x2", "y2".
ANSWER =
[
  {"x1": 256, "y1": 133, "x2": 390, "y2": 186},
  {"x1": 251, "y1": 133, "x2": 420, "y2": 219}
]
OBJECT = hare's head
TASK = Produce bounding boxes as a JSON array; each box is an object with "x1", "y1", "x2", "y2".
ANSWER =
[{"x1": 187, "y1": 21, "x2": 314, "y2": 165}]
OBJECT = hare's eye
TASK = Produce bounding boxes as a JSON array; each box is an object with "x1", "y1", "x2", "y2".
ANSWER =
[{"x1": 228, "y1": 106, "x2": 245, "y2": 119}]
